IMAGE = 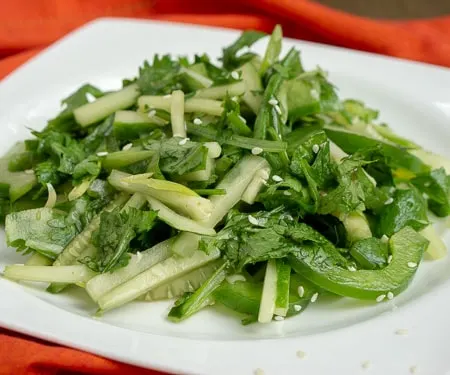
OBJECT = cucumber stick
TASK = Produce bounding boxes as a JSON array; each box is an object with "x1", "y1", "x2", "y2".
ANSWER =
[
  {"x1": 238, "y1": 61, "x2": 263, "y2": 114},
  {"x1": 180, "y1": 67, "x2": 213, "y2": 89},
  {"x1": 86, "y1": 238, "x2": 173, "y2": 302},
  {"x1": 74, "y1": 84, "x2": 140, "y2": 127},
  {"x1": 0, "y1": 158, "x2": 36, "y2": 202},
  {"x1": 258, "y1": 259, "x2": 278, "y2": 323},
  {"x1": 170, "y1": 90, "x2": 186, "y2": 138},
  {"x1": 141, "y1": 260, "x2": 223, "y2": 301},
  {"x1": 274, "y1": 260, "x2": 291, "y2": 317},
  {"x1": 4, "y1": 265, "x2": 96, "y2": 283},
  {"x1": 113, "y1": 110, "x2": 167, "y2": 140},
  {"x1": 25, "y1": 253, "x2": 53, "y2": 266},
  {"x1": 421, "y1": 225, "x2": 447, "y2": 259},
  {"x1": 102, "y1": 150, "x2": 154, "y2": 170},
  {"x1": 195, "y1": 81, "x2": 246, "y2": 100},
  {"x1": 98, "y1": 248, "x2": 220, "y2": 311},
  {"x1": 138, "y1": 96, "x2": 223, "y2": 117}
]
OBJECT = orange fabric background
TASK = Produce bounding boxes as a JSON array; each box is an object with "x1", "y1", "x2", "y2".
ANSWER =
[{"x1": 1, "y1": 1, "x2": 450, "y2": 374}]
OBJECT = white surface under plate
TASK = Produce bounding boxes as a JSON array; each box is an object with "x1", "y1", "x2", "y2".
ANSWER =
[{"x1": 1, "y1": 18, "x2": 450, "y2": 375}]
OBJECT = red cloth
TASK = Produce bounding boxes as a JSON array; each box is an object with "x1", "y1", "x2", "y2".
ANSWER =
[{"x1": 1, "y1": 1, "x2": 450, "y2": 374}]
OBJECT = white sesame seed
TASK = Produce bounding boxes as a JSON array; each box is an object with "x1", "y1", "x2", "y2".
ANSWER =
[
  {"x1": 361, "y1": 360, "x2": 371, "y2": 370},
  {"x1": 24, "y1": 169, "x2": 34, "y2": 174},
  {"x1": 296, "y1": 350, "x2": 307, "y2": 359},
  {"x1": 389, "y1": 186, "x2": 396, "y2": 193},
  {"x1": 226, "y1": 274, "x2": 246, "y2": 284},
  {"x1": 381, "y1": 234, "x2": 389, "y2": 244},
  {"x1": 384, "y1": 197, "x2": 394, "y2": 205},
  {"x1": 347, "y1": 265, "x2": 357, "y2": 272},
  {"x1": 163, "y1": 94, "x2": 172, "y2": 99},
  {"x1": 283, "y1": 191, "x2": 292, "y2": 196},
  {"x1": 148, "y1": 109, "x2": 156, "y2": 117},
  {"x1": 248, "y1": 215, "x2": 259, "y2": 226},
  {"x1": 409, "y1": 365, "x2": 418, "y2": 374},
  {"x1": 231, "y1": 96, "x2": 239, "y2": 102},
  {"x1": 274, "y1": 104, "x2": 282, "y2": 115},
  {"x1": 231, "y1": 71, "x2": 240, "y2": 80},
  {"x1": 312, "y1": 144, "x2": 320, "y2": 154},
  {"x1": 423, "y1": 193, "x2": 429, "y2": 200},
  {"x1": 96, "y1": 151, "x2": 108, "y2": 157},
  {"x1": 387, "y1": 292, "x2": 394, "y2": 300},
  {"x1": 272, "y1": 175, "x2": 283, "y2": 182},
  {"x1": 351, "y1": 117, "x2": 359, "y2": 125},
  {"x1": 178, "y1": 138, "x2": 190, "y2": 146},
  {"x1": 193, "y1": 118, "x2": 202, "y2": 125},
  {"x1": 387, "y1": 255, "x2": 393, "y2": 264},
  {"x1": 424, "y1": 182, "x2": 431, "y2": 187},
  {"x1": 254, "y1": 368, "x2": 265, "y2": 375},
  {"x1": 238, "y1": 115, "x2": 247, "y2": 124},
  {"x1": 136, "y1": 251, "x2": 143, "y2": 262},
  {"x1": 310, "y1": 292, "x2": 319, "y2": 303},
  {"x1": 376, "y1": 294, "x2": 386, "y2": 302},
  {"x1": 274, "y1": 315, "x2": 284, "y2": 321},
  {"x1": 293, "y1": 304, "x2": 302, "y2": 312},
  {"x1": 251, "y1": 147, "x2": 263, "y2": 155},
  {"x1": 298, "y1": 286, "x2": 305, "y2": 298},
  {"x1": 122, "y1": 143, "x2": 133, "y2": 151},
  {"x1": 395, "y1": 328, "x2": 409, "y2": 336},
  {"x1": 407, "y1": 262, "x2": 417, "y2": 268},
  {"x1": 85, "y1": 92, "x2": 96, "y2": 103},
  {"x1": 268, "y1": 98, "x2": 278, "y2": 106}
]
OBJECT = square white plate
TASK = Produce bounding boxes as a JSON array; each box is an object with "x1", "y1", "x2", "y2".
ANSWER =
[{"x1": 1, "y1": 18, "x2": 450, "y2": 375}]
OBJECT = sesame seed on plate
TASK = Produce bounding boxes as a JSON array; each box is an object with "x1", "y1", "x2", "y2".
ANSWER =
[
  {"x1": 238, "y1": 115, "x2": 247, "y2": 124},
  {"x1": 387, "y1": 255, "x2": 393, "y2": 264},
  {"x1": 376, "y1": 294, "x2": 386, "y2": 302},
  {"x1": 272, "y1": 175, "x2": 283, "y2": 182},
  {"x1": 283, "y1": 191, "x2": 292, "y2": 196},
  {"x1": 178, "y1": 138, "x2": 190, "y2": 146},
  {"x1": 310, "y1": 292, "x2": 319, "y2": 303},
  {"x1": 122, "y1": 143, "x2": 133, "y2": 151},
  {"x1": 296, "y1": 350, "x2": 307, "y2": 359},
  {"x1": 384, "y1": 197, "x2": 394, "y2": 205},
  {"x1": 293, "y1": 305, "x2": 302, "y2": 312},
  {"x1": 407, "y1": 262, "x2": 417, "y2": 268},
  {"x1": 268, "y1": 98, "x2": 278, "y2": 106},
  {"x1": 387, "y1": 292, "x2": 394, "y2": 300},
  {"x1": 231, "y1": 71, "x2": 240, "y2": 80},
  {"x1": 193, "y1": 118, "x2": 202, "y2": 125},
  {"x1": 395, "y1": 328, "x2": 409, "y2": 336},
  {"x1": 248, "y1": 215, "x2": 259, "y2": 226},
  {"x1": 24, "y1": 169, "x2": 34, "y2": 174},
  {"x1": 251, "y1": 147, "x2": 263, "y2": 155},
  {"x1": 148, "y1": 109, "x2": 156, "y2": 117},
  {"x1": 254, "y1": 368, "x2": 265, "y2": 375},
  {"x1": 409, "y1": 365, "x2": 418, "y2": 374},
  {"x1": 274, "y1": 315, "x2": 284, "y2": 321},
  {"x1": 361, "y1": 360, "x2": 371, "y2": 370},
  {"x1": 312, "y1": 144, "x2": 320, "y2": 153},
  {"x1": 96, "y1": 151, "x2": 108, "y2": 157},
  {"x1": 298, "y1": 286, "x2": 305, "y2": 298}
]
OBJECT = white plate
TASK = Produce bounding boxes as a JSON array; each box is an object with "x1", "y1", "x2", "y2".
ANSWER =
[{"x1": 1, "y1": 18, "x2": 450, "y2": 375}]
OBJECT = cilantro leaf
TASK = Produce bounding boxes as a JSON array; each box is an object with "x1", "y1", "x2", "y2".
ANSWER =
[
  {"x1": 137, "y1": 55, "x2": 182, "y2": 95},
  {"x1": 412, "y1": 168, "x2": 450, "y2": 217},
  {"x1": 221, "y1": 30, "x2": 266, "y2": 70}
]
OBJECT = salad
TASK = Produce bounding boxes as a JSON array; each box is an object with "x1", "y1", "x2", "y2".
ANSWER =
[{"x1": 1, "y1": 25, "x2": 449, "y2": 325}]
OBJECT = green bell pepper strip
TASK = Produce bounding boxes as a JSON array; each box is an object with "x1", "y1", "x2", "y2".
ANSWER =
[{"x1": 289, "y1": 226, "x2": 428, "y2": 300}]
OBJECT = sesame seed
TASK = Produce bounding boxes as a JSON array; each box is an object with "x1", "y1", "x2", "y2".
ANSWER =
[
  {"x1": 310, "y1": 89, "x2": 320, "y2": 99},
  {"x1": 407, "y1": 262, "x2": 417, "y2": 268},
  {"x1": 389, "y1": 186, "x2": 396, "y2": 193},
  {"x1": 85, "y1": 92, "x2": 96, "y2": 103},
  {"x1": 409, "y1": 365, "x2": 418, "y2": 374},
  {"x1": 376, "y1": 294, "x2": 386, "y2": 302},
  {"x1": 96, "y1": 151, "x2": 108, "y2": 157},
  {"x1": 423, "y1": 193, "x2": 429, "y2": 200},
  {"x1": 251, "y1": 147, "x2": 263, "y2": 155},
  {"x1": 231, "y1": 71, "x2": 240, "y2": 80},
  {"x1": 248, "y1": 215, "x2": 259, "y2": 226},
  {"x1": 384, "y1": 197, "x2": 394, "y2": 205},
  {"x1": 254, "y1": 368, "x2": 265, "y2": 375},
  {"x1": 274, "y1": 315, "x2": 284, "y2": 321},
  {"x1": 24, "y1": 169, "x2": 34, "y2": 174},
  {"x1": 424, "y1": 182, "x2": 431, "y2": 187},
  {"x1": 298, "y1": 286, "x2": 305, "y2": 298},
  {"x1": 272, "y1": 175, "x2": 283, "y2": 182},
  {"x1": 387, "y1": 292, "x2": 394, "y2": 300},
  {"x1": 312, "y1": 144, "x2": 320, "y2": 154},
  {"x1": 122, "y1": 143, "x2": 133, "y2": 151},
  {"x1": 296, "y1": 350, "x2": 307, "y2": 359},
  {"x1": 231, "y1": 96, "x2": 239, "y2": 102},
  {"x1": 347, "y1": 265, "x2": 357, "y2": 272},
  {"x1": 193, "y1": 118, "x2": 202, "y2": 125},
  {"x1": 226, "y1": 274, "x2": 246, "y2": 284},
  {"x1": 361, "y1": 360, "x2": 371, "y2": 370},
  {"x1": 238, "y1": 115, "x2": 247, "y2": 124},
  {"x1": 178, "y1": 138, "x2": 190, "y2": 146},
  {"x1": 310, "y1": 292, "x2": 318, "y2": 303},
  {"x1": 148, "y1": 109, "x2": 156, "y2": 117},
  {"x1": 283, "y1": 191, "x2": 292, "y2": 196},
  {"x1": 293, "y1": 304, "x2": 302, "y2": 312},
  {"x1": 163, "y1": 94, "x2": 172, "y2": 99},
  {"x1": 136, "y1": 251, "x2": 143, "y2": 262},
  {"x1": 387, "y1": 255, "x2": 393, "y2": 264},
  {"x1": 381, "y1": 234, "x2": 389, "y2": 244},
  {"x1": 351, "y1": 117, "x2": 359, "y2": 125},
  {"x1": 395, "y1": 328, "x2": 408, "y2": 336},
  {"x1": 274, "y1": 104, "x2": 282, "y2": 115},
  {"x1": 268, "y1": 98, "x2": 278, "y2": 106}
]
